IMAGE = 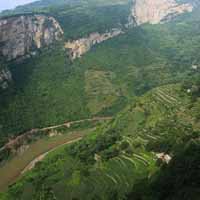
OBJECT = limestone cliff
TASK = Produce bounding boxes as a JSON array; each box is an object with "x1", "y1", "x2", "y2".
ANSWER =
[
  {"x1": 131, "y1": 0, "x2": 193, "y2": 25},
  {"x1": 0, "y1": 0, "x2": 195, "y2": 62},
  {"x1": 65, "y1": 29, "x2": 123, "y2": 60},
  {"x1": 0, "y1": 15, "x2": 63, "y2": 60}
]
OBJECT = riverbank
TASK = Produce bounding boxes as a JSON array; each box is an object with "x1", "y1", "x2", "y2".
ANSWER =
[{"x1": 0, "y1": 129, "x2": 92, "y2": 192}]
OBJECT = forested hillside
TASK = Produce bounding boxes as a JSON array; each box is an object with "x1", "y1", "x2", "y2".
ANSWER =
[
  {"x1": 0, "y1": 0, "x2": 132, "y2": 147},
  {"x1": 0, "y1": 0, "x2": 200, "y2": 199},
  {"x1": 1, "y1": 7, "x2": 200, "y2": 147}
]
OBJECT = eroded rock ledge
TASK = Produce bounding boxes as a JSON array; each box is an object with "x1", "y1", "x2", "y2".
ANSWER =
[
  {"x1": 0, "y1": 14, "x2": 63, "y2": 61},
  {"x1": 65, "y1": 29, "x2": 123, "y2": 60}
]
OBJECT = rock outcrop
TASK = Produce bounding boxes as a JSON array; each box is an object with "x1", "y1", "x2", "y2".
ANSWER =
[
  {"x1": 65, "y1": 29, "x2": 123, "y2": 60},
  {"x1": 0, "y1": 15, "x2": 63, "y2": 60},
  {"x1": 0, "y1": 67, "x2": 12, "y2": 90},
  {"x1": 131, "y1": 0, "x2": 193, "y2": 25}
]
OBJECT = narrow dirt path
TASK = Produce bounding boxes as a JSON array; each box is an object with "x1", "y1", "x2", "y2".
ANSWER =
[
  {"x1": 21, "y1": 137, "x2": 82, "y2": 174},
  {"x1": 0, "y1": 116, "x2": 112, "y2": 153}
]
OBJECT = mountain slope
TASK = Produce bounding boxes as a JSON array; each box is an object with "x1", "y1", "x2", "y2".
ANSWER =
[
  {"x1": 0, "y1": 0, "x2": 200, "y2": 198},
  {"x1": 1, "y1": 4, "x2": 200, "y2": 148},
  {"x1": 3, "y1": 82, "x2": 199, "y2": 199}
]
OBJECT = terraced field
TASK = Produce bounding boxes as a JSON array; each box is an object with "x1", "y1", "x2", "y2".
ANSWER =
[
  {"x1": 85, "y1": 70, "x2": 121, "y2": 114},
  {"x1": 46, "y1": 152, "x2": 157, "y2": 199},
  {"x1": 153, "y1": 88, "x2": 180, "y2": 107},
  {"x1": 100, "y1": 84, "x2": 196, "y2": 147}
]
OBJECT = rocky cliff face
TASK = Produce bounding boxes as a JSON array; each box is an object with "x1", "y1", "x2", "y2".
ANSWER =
[
  {"x1": 0, "y1": 15, "x2": 63, "y2": 60},
  {"x1": 64, "y1": 0, "x2": 195, "y2": 60},
  {"x1": 131, "y1": 0, "x2": 193, "y2": 25},
  {"x1": 0, "y1": 1, "x2": 195, "y2": 63},
  {"x1": 65, "y1": 29, "x2": 123, "y2": 60}
]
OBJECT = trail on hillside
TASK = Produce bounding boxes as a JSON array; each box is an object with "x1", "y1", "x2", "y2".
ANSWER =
[
  {"x1": 0, "y1": 116, "x2": 112, "y2": 153},
  {"x1": 0, "y1": 117, "x2": 112, "y2": 192}
]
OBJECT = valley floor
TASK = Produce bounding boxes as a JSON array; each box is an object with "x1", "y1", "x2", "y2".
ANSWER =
[{"x1": 0, "y1": 129, "x2": 91, "y2": 192}]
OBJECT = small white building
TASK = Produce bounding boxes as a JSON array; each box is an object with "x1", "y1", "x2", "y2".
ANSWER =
[
  {"x1": 192, "y1": 65, "x2": 198, "y2": 70},
  {"x1": 156, "y1": 153, "x2": 172, "y2": 164},
  {"x1": 187, "y1": 89, "x2": 191, "y2": 93}
]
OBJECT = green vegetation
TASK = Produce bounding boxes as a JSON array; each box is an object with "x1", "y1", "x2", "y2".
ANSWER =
[
  {"x1": 0, "y1": 117, "x2": 107, "y2": 163},
  {"x1": 3, "y1": 83, "x2": 200, "y2": 199},
  {"x1": 85, "y1": 70, "x2": 121, "y2": 114},
  {"x1": 1, "y1": 0, "x2": 200, "y2": 199},
  {"x1": 127, "y1": 139, "x2": 200, "y2": 200},
  {"x1": 0, "y1": 46, "x2": 90, "y2": 145},
  {"x1": 0, "y1": 0, "x2": 131, "y2": 40},
  {"x1": 53, "y1": 3, "x2": 131, "y2": 39},
  {"x1": 0, "y1": 0, "x2": 130, "y2": 16},
  {"x1": 1, "y1": 5, "x2": 200, "y2": 148},
  {"x1": 0, "y1": 128, "x2": 92, "y2": 192}
]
